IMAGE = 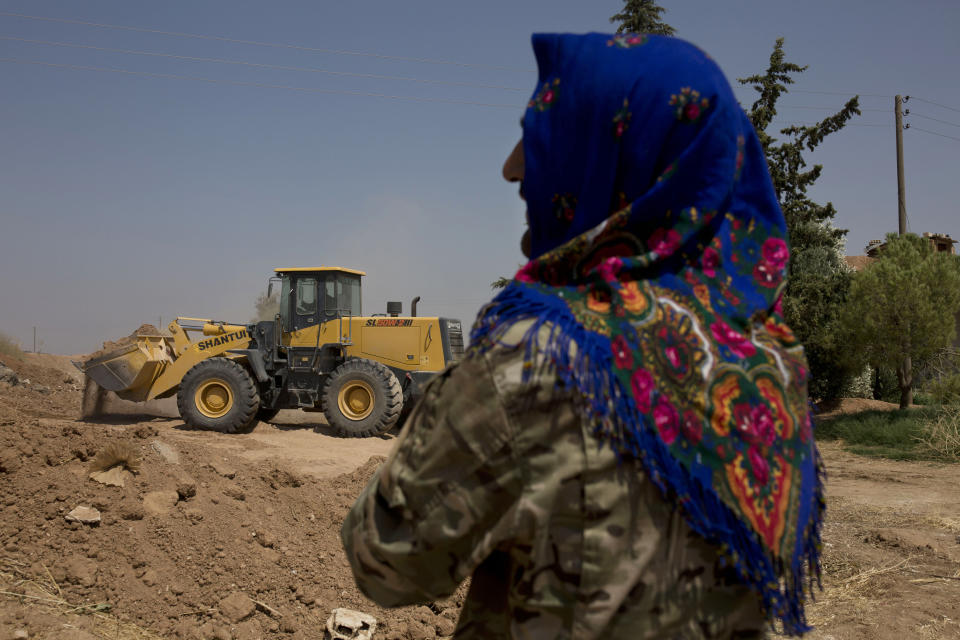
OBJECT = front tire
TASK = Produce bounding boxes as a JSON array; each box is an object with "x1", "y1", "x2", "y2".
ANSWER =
[
  {"x1": 177, "y1": 358, "x2": 259, "y2": 433},
  {"x1": 322, "y1": 359, "x2": 402, "y2": 437}
]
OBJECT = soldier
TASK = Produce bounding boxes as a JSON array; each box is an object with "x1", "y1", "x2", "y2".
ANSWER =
[{"x1": 343, "y1": 33, "x2": 823, "y2": 639}]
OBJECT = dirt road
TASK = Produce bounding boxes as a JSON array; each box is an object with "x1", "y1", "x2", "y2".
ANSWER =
[{"x1": 1, "y1": 354, "x2": 958, "y2": 638}]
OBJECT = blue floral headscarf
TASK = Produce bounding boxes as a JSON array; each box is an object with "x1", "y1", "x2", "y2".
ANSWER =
[{"x1": 472, "y1": 33, "x2": 823, "y2": 634}]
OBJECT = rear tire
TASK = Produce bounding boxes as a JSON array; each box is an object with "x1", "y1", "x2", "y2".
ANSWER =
[
  {"x1": 322, "y1": 359, "x2": 402, "y2": 437},
  {"x1": 178, "y1": 358, "x2": 259, "y2": 433}
]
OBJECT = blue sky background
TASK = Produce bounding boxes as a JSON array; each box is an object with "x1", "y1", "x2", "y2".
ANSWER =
[{"x1": 2, "y1": 1, "x2": 959, "y2": 354}]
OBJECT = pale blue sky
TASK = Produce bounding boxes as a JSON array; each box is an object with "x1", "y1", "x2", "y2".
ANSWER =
[{"x1": 2, "y1": 1, "x2": 958, "y2": 354}]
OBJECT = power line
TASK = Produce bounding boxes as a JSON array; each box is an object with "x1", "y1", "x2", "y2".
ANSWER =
[
  {"x1": 0, "y1": 57, "x2": 521, "y2": 108},
  {"x1": 778, "y1": 105, "x2": 887, "y2": 112},
  {"x1": 0, "y1": 11, "x2": 533, "y2": 72},
  {"x1": 787, "y1": 89, "x2": 893, "y2": 98},
  {"x1": 0, "y1": 36, "x2": 528, "y2": 92},
  {"x1": 792, "y1": 121, "x2": 887, "y2": 127},
  {"x1": 909, "y1": 96, "x2": 960, "y2": 115},
  {"x1": 908, "y1": 111, "x2": 960, "y2": 129},
  {"x1": 909, "y1": 126, "x2": 960, "y2": 143}
]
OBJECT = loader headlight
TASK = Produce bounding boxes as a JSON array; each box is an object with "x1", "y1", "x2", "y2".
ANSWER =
[{"x1": 446, "y1": 321, "x2": 462, "y2": 332}]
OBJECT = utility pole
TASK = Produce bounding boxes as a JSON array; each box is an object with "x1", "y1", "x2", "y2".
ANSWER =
[
  {"x1": 894, "y1": 94, "x2": 912, "y2": 407},
  {"x1": 894, "y1": 95, "x2": 908, "y2": 235},
  {"x1": 33, "y1": 326, "x2": 36, "y2": 353}
]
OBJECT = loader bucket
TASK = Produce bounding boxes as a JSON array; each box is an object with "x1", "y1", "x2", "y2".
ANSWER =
[{"x1": 77, "y1": 336, "x2": 174, "y2": 402}]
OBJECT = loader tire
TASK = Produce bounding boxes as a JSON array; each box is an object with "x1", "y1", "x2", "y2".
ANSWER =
[
  {"x1": 322, "y1": 359, "x2": 402, "y2": 437},
  {"x1": 178, "y1": 358, "x2": 259, "y2": 434}
]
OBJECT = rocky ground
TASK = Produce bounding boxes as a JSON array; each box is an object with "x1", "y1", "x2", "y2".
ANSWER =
[{"x1": 0, "y1": 354, "x2": 958, "y2": 639}]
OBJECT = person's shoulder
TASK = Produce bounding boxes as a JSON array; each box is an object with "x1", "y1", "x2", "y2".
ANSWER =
[{"x1": 469, "y1": 318, "x2": 567, "y2": 401}]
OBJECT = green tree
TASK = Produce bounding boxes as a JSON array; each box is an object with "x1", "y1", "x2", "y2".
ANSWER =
[
  {"x1": 842, "y1": 233, "x2": 960, "y2": 408},
  {"x1": 739, "y1": 38, "x2": 862, "y2": 401},
  {"x1": 609, "y1": 0, "x2": 676, "y2": 36}
]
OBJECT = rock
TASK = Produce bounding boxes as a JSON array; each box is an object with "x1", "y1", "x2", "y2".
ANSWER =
[
  {"x1": 0, "y1": 363, "x2": 19, "y2": 386},
  {"x1": 327, "y1": 608, "x2": 377, "y2": 640},
  {"x1": 143, "y1": 491, "x2": 179, "y2": 515},
  {"x1": 414, "y1": 605, "x2": 437, "y2": 625},
  {"x1": 218, "y1": 591, "x2": 255, "y2": 623},
  {"x1": 13, "y1": 629, "x2": 28, "y2": 640},
  {"x1": 64, "y1": 555, "x2": 98, "y2": 586},
  {"x1": 183, "y1": 507, "x2": 204, "y2": 522},
  {"x1": 33, "y1": 384, "x2": 51, "y2": 394},
  {"x1": 151, "y1": 441, "x2": 181, "y2": 464},
  {"x1": 403, "y1": 620, "x2": 436, "y2": 640},
  {"x1": 119, "y1": 502, "x2": 144, "y2": 521},
  {"x1": 280, "y1": 617, "x2": 298, "y2": 633},
  {"x1": 140, "y1": 568, "x2": 159, "y2": 586},
  {"x1": 199, "y1": 622, "x2": 231, "y2": 640},
  {"x1": 209, "y1": 460, "x2": 236, "y2": 478},
  {"x1": 254, "y1": 530, "x2": 277, "y2": 548},
  {"x1": 65, "y1": 505, "x2": 101, "y2": 526},
  {"x1": 89, "y1": 466, "x2": 129, "y2": 487},
  {"x1": 233, "y1": 619, "x2": 262, "y2": 640},
  {"x1": 435, "y1": 616, "x2": 456, "y2": 636},
  {"x1": 223, "y1": 487, "x2": 245, "y2": 501},
  {"x1": 0, "y1": 451, "x2": 21, "y2": 474},
  {"x1": 176, "y1": 476, "x2": 197, "y2": 500}
]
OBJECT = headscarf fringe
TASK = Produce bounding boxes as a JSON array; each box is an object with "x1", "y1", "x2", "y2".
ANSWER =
[{"x1": 471, "y1": 282, "x2": 825, "y2": 636}]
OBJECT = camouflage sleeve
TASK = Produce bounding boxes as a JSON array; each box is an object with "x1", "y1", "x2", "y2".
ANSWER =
[{"x1": 341, "y1": 354, "x2": 525, "y2": 607}]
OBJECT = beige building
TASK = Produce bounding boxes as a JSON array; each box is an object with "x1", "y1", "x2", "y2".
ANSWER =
[{"x1": 863, "y1": 232, "x2": 957, "y2": 259}]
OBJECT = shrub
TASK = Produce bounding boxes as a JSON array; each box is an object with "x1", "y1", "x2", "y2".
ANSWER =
[
  {"x1": 0, "y1": 331, "x2": 23, "y2": 360},
  {"x1": 916, "y1": 405, "x2": 960, "y2": 461},
  {"x1": 926, "y1": 372, "x2": 960, "y2": 406},
  {"x1": 815, "y1": 407, "x2": 937, "y2": 460}
]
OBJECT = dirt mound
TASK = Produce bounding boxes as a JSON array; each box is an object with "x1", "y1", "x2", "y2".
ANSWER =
[
  {"x1": 0, "y1": 362, "x2": 463, "y2": 639},
  {"x1": 3, "y1": 360, "x2": 959, "y2": 639},
  {"x1": 816, "y1": 397, "x2": 919, "y2": 420},
  {"x1": 82, "y1": 324, "x2": 167, "y2": 363}
]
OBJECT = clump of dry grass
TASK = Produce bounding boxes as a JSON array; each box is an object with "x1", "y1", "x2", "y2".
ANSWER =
[
  {"x1": 89, "y1": 442, "x2": 141, "y2": 474},
  {"x1": 915, "y1": 404, "x2": 960, "y2": 461},
  {"x1": 0, "y1": 556, "x2": 161, "y2": 639},
  {"x1": 0, "y1": 331, "x2": 23, "y2": 360}
]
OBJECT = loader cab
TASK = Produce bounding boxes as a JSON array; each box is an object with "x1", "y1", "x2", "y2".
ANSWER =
[{"x1": 274, "y1": 267, "x2": 365, "y2": 333}]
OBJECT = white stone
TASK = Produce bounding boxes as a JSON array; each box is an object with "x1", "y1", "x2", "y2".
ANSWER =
[
  {"x1": 326, "y1": 608, "x2": 377, "y2": 640},
  {"x1": 65, "y1": 505, "x2": 101, "y2": 525}
]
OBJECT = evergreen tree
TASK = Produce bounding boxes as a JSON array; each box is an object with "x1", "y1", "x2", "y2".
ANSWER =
[
  {"x1": 739, "y1": 39, "x2": 862, "y2": 401},
  {"x1": 609, "y1": 0, "x2": 676, "y2": 36},
  {"x1": 842, "y1": 234, "x2": 960, "y2": 408}
]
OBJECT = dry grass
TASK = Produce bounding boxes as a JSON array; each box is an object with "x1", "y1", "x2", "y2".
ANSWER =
[
  {"x1": 89, "y1": 442, "x2": 141, "y2": 474},
  {"x1": 916, "y1": 404, "x2": 960, "y2": 461},
  {"x1": 0, "y1": 331, "x2": 23, "y2": 360},
  {"x1": 0, "y1": 556, "x2": 162, "y2": 639},
  {"x1": 827, "y1": 497, "x2": 960, "y2": 534}
]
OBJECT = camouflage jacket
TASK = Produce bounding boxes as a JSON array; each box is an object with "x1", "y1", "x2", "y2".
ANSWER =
[{"x1": 342, "y1": 322, "x2": 766, "y2": 639}]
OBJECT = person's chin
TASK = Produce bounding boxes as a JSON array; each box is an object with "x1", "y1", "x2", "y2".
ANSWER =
[{"x1": 521, "y1": 228, "x2": 531, "y2": 259}]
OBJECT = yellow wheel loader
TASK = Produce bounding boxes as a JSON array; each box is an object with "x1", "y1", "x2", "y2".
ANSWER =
[{"x1": 76, "y1": 267, "x2": 464, "y2": 437}]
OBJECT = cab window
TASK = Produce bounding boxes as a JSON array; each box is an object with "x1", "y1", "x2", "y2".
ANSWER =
[
  {"x1": 339, "y1": 275, "x2": 362, "y2": 316},
  {"x1": 324, "y1": 278, "x2": 337, "y2": 315},
  {"x1": 279, "y1": 276, "x2": 292, "y2": 331},
  {"x1": 296, "y1": 278, "x2": 317, "y2": 316}
]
